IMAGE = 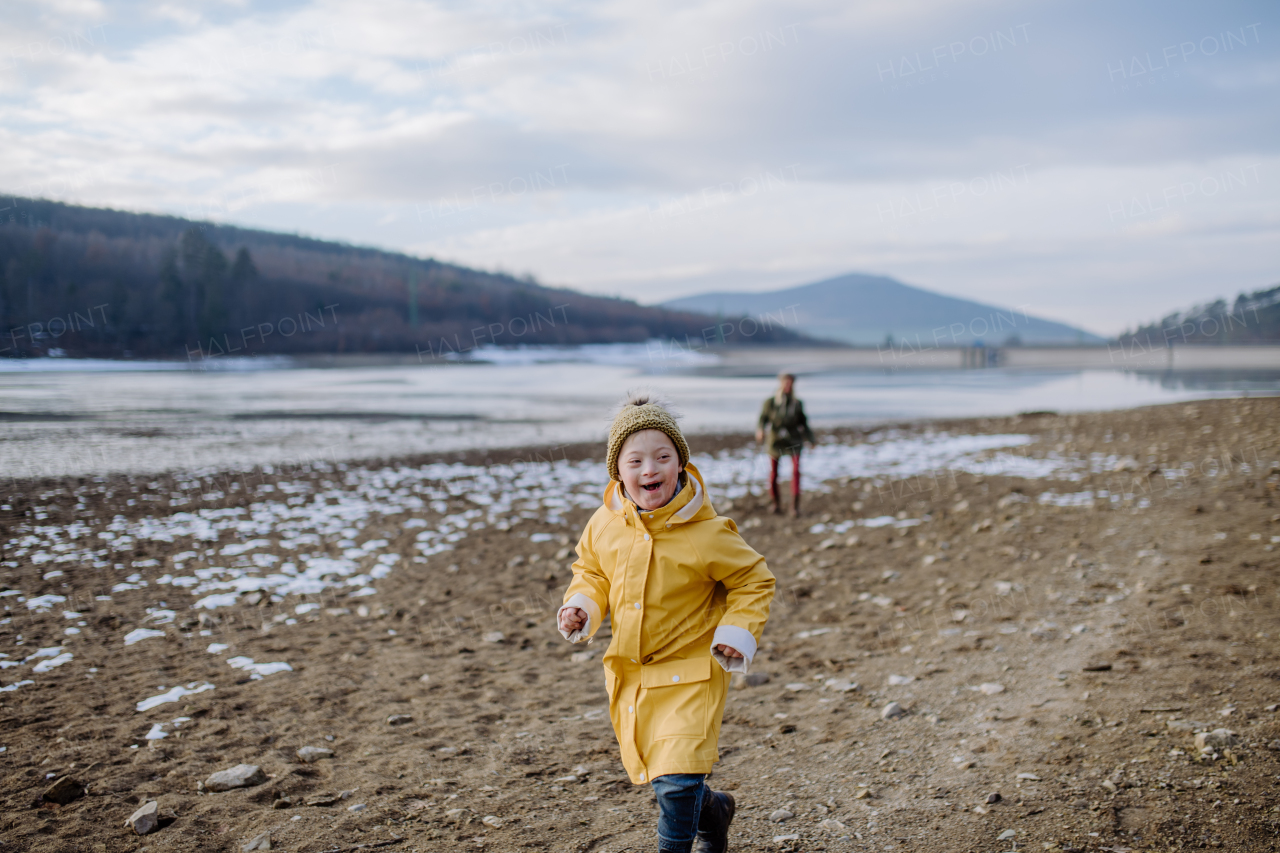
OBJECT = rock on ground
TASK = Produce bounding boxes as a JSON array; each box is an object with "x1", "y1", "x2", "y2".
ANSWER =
[
  {"x1": 41, "y1": 776, "x2": 84, "y2": 806},
  {"x1": 204, "y1": 764, "x2": 268, "y2": 792},
  {"x1": 126, "y1": 801, "x2": 159, "y2": 836},
  {"x1": 1195, "y1": 729, "x2": 1240, "y2": 750},
  {"x1": 242, "y1": 831, "x2": 272, "y2": 851},
  {"x1": 295, "y1": 746, "x2": 334, "y2": 763}
]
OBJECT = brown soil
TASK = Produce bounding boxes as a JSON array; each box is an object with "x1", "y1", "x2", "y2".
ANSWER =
[{"x1": 2, "y1": 397, "x2": 1280, "y2": 852}]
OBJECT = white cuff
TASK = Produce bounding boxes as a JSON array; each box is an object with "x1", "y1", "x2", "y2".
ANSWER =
[
  {"x1": 558, "y1": 593, "x2": 601, "y2": 645},
  {"x1": 711, "y1": 624, "x2": 758, "y2": 673}
]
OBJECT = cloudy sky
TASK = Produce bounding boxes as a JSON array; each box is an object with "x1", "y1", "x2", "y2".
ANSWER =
[{"x1": 3, "y1": 0, "x2": 1278, "y2": 335}]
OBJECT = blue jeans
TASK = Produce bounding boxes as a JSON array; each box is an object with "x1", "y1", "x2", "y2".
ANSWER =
[{"x1": 651, "y1": 773, "x2": 707, "y2": 853}]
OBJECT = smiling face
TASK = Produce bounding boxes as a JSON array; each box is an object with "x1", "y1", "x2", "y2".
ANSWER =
[{"x1": 617, "y1": 429, "x2": 682, "y2": 511}]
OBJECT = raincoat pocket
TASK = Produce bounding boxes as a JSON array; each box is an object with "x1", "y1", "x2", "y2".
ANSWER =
[{"x1": 639, "y1": 656, "x2": 712, "y2": 740}]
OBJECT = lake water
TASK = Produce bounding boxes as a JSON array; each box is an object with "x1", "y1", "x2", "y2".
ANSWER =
[{"x1": 2, "y1": 347, "x2": 1278, "y2": 478}]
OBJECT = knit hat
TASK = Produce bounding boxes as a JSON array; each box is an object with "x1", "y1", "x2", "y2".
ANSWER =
[{"x1": 605, "y1": 391, "x2": 690, "y2": 481}]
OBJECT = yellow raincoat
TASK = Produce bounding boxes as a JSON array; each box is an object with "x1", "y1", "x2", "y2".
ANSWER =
[{"x1": 558, "y1": 462, "x2": 775, "y2": 784}]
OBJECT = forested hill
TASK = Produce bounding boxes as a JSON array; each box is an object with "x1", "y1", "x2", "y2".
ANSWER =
[
  {"x1": 0, "y1": 198, "x2": 807, "y2": 359},
  {"x1": 1118, "y1": 283, "x2": 1280, "y2": 346}
]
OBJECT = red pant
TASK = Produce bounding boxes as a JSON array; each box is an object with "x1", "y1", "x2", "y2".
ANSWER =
[{"x1": 769, "y1": 454, "x2": 801, "y2": 501}]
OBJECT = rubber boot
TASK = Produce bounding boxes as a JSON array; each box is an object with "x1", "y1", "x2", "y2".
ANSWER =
[
  {"x1": 789, "y1": 492, "x2": 800, "y2": 518},
  {"x1": 694, "y1": 790, "x2": 736, "y2": 853}
]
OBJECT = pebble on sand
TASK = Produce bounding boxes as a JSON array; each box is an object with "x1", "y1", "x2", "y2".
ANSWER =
[
  {"x1": 769, "y1": 808, "x2": 794, "y2": 822},
  {"x1": 242, "y1": 831, "x2": 272, "y2": 851},
  {"x1": 305, "y1": 794, "x2": 340, "y2": 807},
  {"x1": 126, "y1": 801, "x2": 159, "y2": 835},
  {"x1": 976, "y1": 683, "x2": 1006, "y2": 695},
  {"x1": 823, "y1": 678, "x2": 858, "y2": 692},
  {"x1": 387, "y1": 714, "x2": 413, "y2": 725},
  {"x1": 1195, "y1": 729, "x2": 1239, "y2": 750},
  {"x1": 881, "y1": 702, "x2": 906, "y2": 720},
  {"x1": 42, "y1": 776, "x2": 85, "y2": 805},
  {"x1": 296, "y1": 746, "x2": 334, "y2": 763},
  {"x1": 482, "y1": 815, "x2": 503, "y2": 828},
  {"x1": 819, "y1": 818, "x2": 846, "y2": 830},
  {"x1": 204, "y1": 764, "x2": 268, "y2": 792}
]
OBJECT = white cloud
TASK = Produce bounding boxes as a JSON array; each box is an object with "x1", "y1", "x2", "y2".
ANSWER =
[{"x1": 1, "y1": 0, "x2": 1277, "y2": 336}]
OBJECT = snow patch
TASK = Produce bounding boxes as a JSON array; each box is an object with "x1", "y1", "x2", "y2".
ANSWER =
[
  {"x1": 136, "y1": 682, "x2": 214, "y2": 712},
  {"x1": 124, "y1": 628, "x2": 167, "y2": 646}
]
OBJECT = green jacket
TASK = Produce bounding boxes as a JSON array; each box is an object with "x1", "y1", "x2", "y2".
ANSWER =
[{"x1": 758, "y1": 393, "x2": 815, "y2": 458}]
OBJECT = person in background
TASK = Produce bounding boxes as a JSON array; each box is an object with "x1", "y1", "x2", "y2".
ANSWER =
[{"x1": 755, "y1": 372, "x2": 816, "y2": 517}]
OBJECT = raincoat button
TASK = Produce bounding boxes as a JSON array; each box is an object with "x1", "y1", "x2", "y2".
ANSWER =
[
  {"x1": 672, "y1": 675, "x2": 680, "y2": 683},
  {"x1": 638, "y1": 773, "x2": 645, "y2": 782},
  {"x1": 634, "y1": 602, "x2": 641, "y2": 609},
  {"x1": 643, "y1": 533, "x2": 650, "y2": 541},
  {"x1": 631, "y1": 658, "x2": 637, "y2": 663},
  {"x1": 628, "y1": 705, "x2": 634, "y2": 713}
]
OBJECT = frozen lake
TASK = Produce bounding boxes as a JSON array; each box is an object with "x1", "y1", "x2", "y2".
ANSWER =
[{"x1": 2, "y1": 347, "x2": 1278, "y2": 478}]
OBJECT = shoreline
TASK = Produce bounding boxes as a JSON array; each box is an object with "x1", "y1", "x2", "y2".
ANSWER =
[
  {"x1": 3, "y1": 342, "x2": 1280, "y2": 374},
  {"x1": 1, "y1": 392, "x2": 1273, "y2": 494},
  {"x1": 0, "y1": 407, "x2": 1138, "y2": 497},
  {"x1": 0, "y1": 399, "x2": 1255, "y2": 497},
  {"x1": 5, "y1": 358, "x2": 1280, "y2": 483}
]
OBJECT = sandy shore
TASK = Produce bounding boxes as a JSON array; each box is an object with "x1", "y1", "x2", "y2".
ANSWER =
[{"x1": 2, "y1": 399, "x2": 1279, "y2": 851}]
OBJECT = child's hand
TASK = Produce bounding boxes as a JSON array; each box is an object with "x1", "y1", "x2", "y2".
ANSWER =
[
  {"x1": 714, "y1": 643, "x2": 743, "y2": 660},
  {"x1": 559, "y1": 606, "x2": 587, "y2": 633}
]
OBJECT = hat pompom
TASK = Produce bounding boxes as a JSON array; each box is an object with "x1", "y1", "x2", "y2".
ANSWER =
[{"x1": 611, "y1": 388, "x2": 680, "y2": 419}]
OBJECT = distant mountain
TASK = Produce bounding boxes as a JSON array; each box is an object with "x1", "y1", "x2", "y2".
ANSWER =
[
  {"x1": 1119, "y1": 283, "x2": 1280, "y2": 346},
  {"x1": 0, "y1": 198, "x2": 809, "y2": 360},
  {"x1": 661, "y1": 273, "x2": 1104, "y2": 347}
]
